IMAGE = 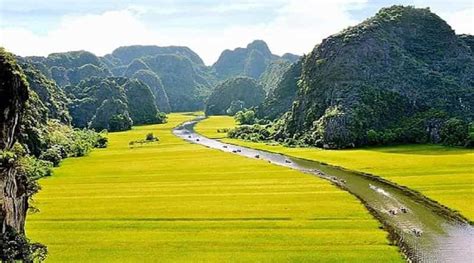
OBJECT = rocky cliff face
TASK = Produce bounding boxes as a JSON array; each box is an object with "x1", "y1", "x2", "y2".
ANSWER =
[
  {"x1": 0, "y1": 48, "x2": 29, "y2": 234},
  {"x1": 277, "y1": 6, "x2": 474, "y2": 148}
]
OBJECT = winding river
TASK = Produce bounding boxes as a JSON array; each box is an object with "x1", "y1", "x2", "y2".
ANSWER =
[{"x1": 173, "y1": 118, "x2": 473, "y2": 263}]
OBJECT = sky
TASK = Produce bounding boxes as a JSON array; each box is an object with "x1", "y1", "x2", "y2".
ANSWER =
[{"x1": 0, "y1": 0, "x2": 472, "y2": 65}]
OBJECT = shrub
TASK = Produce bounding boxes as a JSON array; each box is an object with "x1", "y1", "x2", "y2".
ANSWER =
[
  {"x1": 366, "y1": 129, "x2": 380, "y2": 145},
  {"x1": 228, "y1": 124, "x2": 273, "y2": 142},
  {"x1": 39, "y1": 146, "x2": 62, "y2": 167},
  {"x1": 145, "y1": 133, "x2": 158, "y2": 142},
  {"x1": 95, "y1": 134, "x2": 108, "y2": 148},
  {"x1": 234, "y1": 110, "x2": 256, "y2": 125},
  {"x1": 0, "y1": 226, "x2": 48, "y2": 263},
  {"x1": 156, "y1": 112, "x2": 168, "y2": 124},
  {"x1": 440, "y1": 118, "x2": 469, "y2": 146}
]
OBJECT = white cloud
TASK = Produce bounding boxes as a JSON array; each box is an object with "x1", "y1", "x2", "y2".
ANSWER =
[
  {"x1": 0, "y1": 0, "x2": 472, "y2": 65},
  {"x1": 441, "y1": 8, "x2": 474, "y2": 34},
  {"x1": 0, "y1": 10, "x2": 157, "y2": 57}
]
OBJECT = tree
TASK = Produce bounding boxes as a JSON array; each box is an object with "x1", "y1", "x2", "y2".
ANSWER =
[
  {"x1": 440, "y1": 118, "x2": 469, "y2": 146},
  {"x1": 235, "y1": 110, "x2": 256, "y2": 125}
]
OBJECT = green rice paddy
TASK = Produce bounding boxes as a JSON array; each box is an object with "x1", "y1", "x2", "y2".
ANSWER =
[
  {"x1": 26, "y1": 113, "x2": 402, "y2": 262},
  {"x1": 196, "y1": 116, "x2": 474, "y2": 221}
]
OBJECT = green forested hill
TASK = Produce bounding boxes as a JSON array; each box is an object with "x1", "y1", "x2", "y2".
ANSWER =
[
  {"x1": 258, "y1": 60, "x2": 302, "y2": 120},
  {"x1": 103, "y1": 46, "x2": 214, "y2": 112},
  {"x1": 275, "y1": 6, "x2": 474, "y2": 149},
  {"x1": 212, "y1": 40, "x2": 298, "y2": 80},
  {"x1": 131, "y1": 69, "x2": 171, "y2": 113},
  {"x1": 22, "y1": 51, "x2": 112, "y2": 87},
  {"x1": 66, "y1": 77, "x2": 160, "y2": 131},
  {"x1": 21, "y1": 64, "x2": 71, "y2": 124},
  {"x1": 258, "y1": 59, "x2": 292, "y2": 92},
  {"x1": 205, "y1": 77, "x2": 265, "y2": 115},
  {"x1": 107, "y1": 45, "x2": 205, "y2": 66},
  {"x1": 142, "y1": 54, "x2": 213, "y2": 111}
]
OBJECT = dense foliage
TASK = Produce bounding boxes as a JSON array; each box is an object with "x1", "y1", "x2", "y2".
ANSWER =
[
  {"x1": 258, "y1": 60, "x2": 292, "y2": 92},
  {"x1": 66, "y1": 77, "x2": 163, "y2": 131},
  {"x1": 274, "y1": 6, "x2": 473, "y2": 149},
  {"x1": 21, "y1": 65, "x2": 71, "y2": 124},
  {"x1": 124, "y1": 79, "x2": 159, "y2": 125},
  {"x1": 234, "y1": 110, "x2": 257, "y2": 125},
  {"x1": 205, "y1": 77, "x2": 265, "y2": 116},
  {"x1": 257, "y1": 61, "x2": 302, "y2": 120}
]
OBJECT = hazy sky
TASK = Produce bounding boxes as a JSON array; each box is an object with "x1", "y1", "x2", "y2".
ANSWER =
[{"x1": 0, "y1": 0, "x2": 472, "y2": 65}]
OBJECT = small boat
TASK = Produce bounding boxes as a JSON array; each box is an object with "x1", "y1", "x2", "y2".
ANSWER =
[{"x1": 412, "y1": 228, "x2": 423, "y2": 237}]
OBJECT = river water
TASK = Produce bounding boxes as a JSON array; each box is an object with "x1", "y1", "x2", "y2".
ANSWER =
[{"x1": 173, "y1": 118, "x2": 473, "y2": 263}]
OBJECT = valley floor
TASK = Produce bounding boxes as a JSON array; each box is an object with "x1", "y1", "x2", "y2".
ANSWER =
[
  {"x1": 26, "y1": 113, "x2": 402, "y2": 262},
  {"x1": 196, "y1": 116, "x2": 474, "y2": 221}
]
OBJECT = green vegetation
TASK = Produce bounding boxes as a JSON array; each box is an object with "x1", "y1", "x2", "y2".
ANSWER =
[
  {"x1": 142, "y1": 54, "x2": 212, "y2": 111},
  {"x1": 26, "y1": 114, "x2": 402, "y2": 262},
  {"x1": 66, "y1": 77, "x2": 164, "y2": 131},
  {"x1": 205, "y1": 77, "x2": 265, "y2": 116},
  {"x1": 196, "y1": 116, "x2": 474, "y2": 221},
  {"x1": 258, "y1": 59, "x2": 292, "y2": 92},
  {"x1": 104, "y1": 46, "x2": 214, "y2": 112},
  {"x1": 2, "y1": 48, "x2": 111, "y2": 261},
  {"x1": 257, "y1": 60, "x2": 302, "y2": 120},
  {"x1": 123, "y1": 79, "x2": 159, "y2": 125},
  {"x1": 131, "y1": 69, "x2": 171, "y2": 113},
  {"x1": 274, "y1": 6, "x2": 473, "y2": 149},
  {"x1": 234, "y1": 110, "x2": 257, "y2": 125},
  {"x1": 21, "y1": 50, "x2": 112, "y2": 87},
  {"x1": 21, "y1": 65, "x2": 71, "y2": 124}
]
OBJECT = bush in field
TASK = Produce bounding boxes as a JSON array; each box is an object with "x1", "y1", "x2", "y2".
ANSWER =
[
  {"x1": 441, "y1": 118, "x2": 469, "y2": 146},
  {"x1": 95, "y1": 134, "x2": 108, "y2": 148},
  {"x1": 156, "y1": 112, "x2": 168, "y2": 124},
  {"x1": 234, "y1": 110, "x2": 256, "y2": 125},
  {"x1": 146, "y1": 133, "x2": 159, "y2": 142},
  {"x1": 228, "y1": 124, "x2": 272, "y2": 142},
  {"x1": 39, "y1": 146, "x2": 62, "y2": 167},
  {"x1": 1, "y1": 226, "x2": 47, "y2": 263}
]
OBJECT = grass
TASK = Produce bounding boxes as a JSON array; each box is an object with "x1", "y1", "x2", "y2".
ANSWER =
[
  {"x1": 26, "y1": 113, "x2": 402, "y2": 262},
  {"x1": 196, "y1": 116, "x2": 474, "y2": 221}
]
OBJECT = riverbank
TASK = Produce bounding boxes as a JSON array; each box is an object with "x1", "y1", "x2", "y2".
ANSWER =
[{"x1": 195, "y1": 116, "x2": 474, "y2": 222}]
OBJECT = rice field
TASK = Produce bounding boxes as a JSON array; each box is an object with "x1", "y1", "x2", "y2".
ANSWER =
[
  {"x1": 26, "y1": 113, "x2": 402, "y2": 262},
  {"x1": 196, "y1": 116, "x2": 474, "y2": 221}
]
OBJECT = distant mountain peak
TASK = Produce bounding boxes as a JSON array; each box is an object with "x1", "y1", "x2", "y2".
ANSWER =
[{"x1": 247, "y1": 40, "x2": 271, "y2": 53}]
